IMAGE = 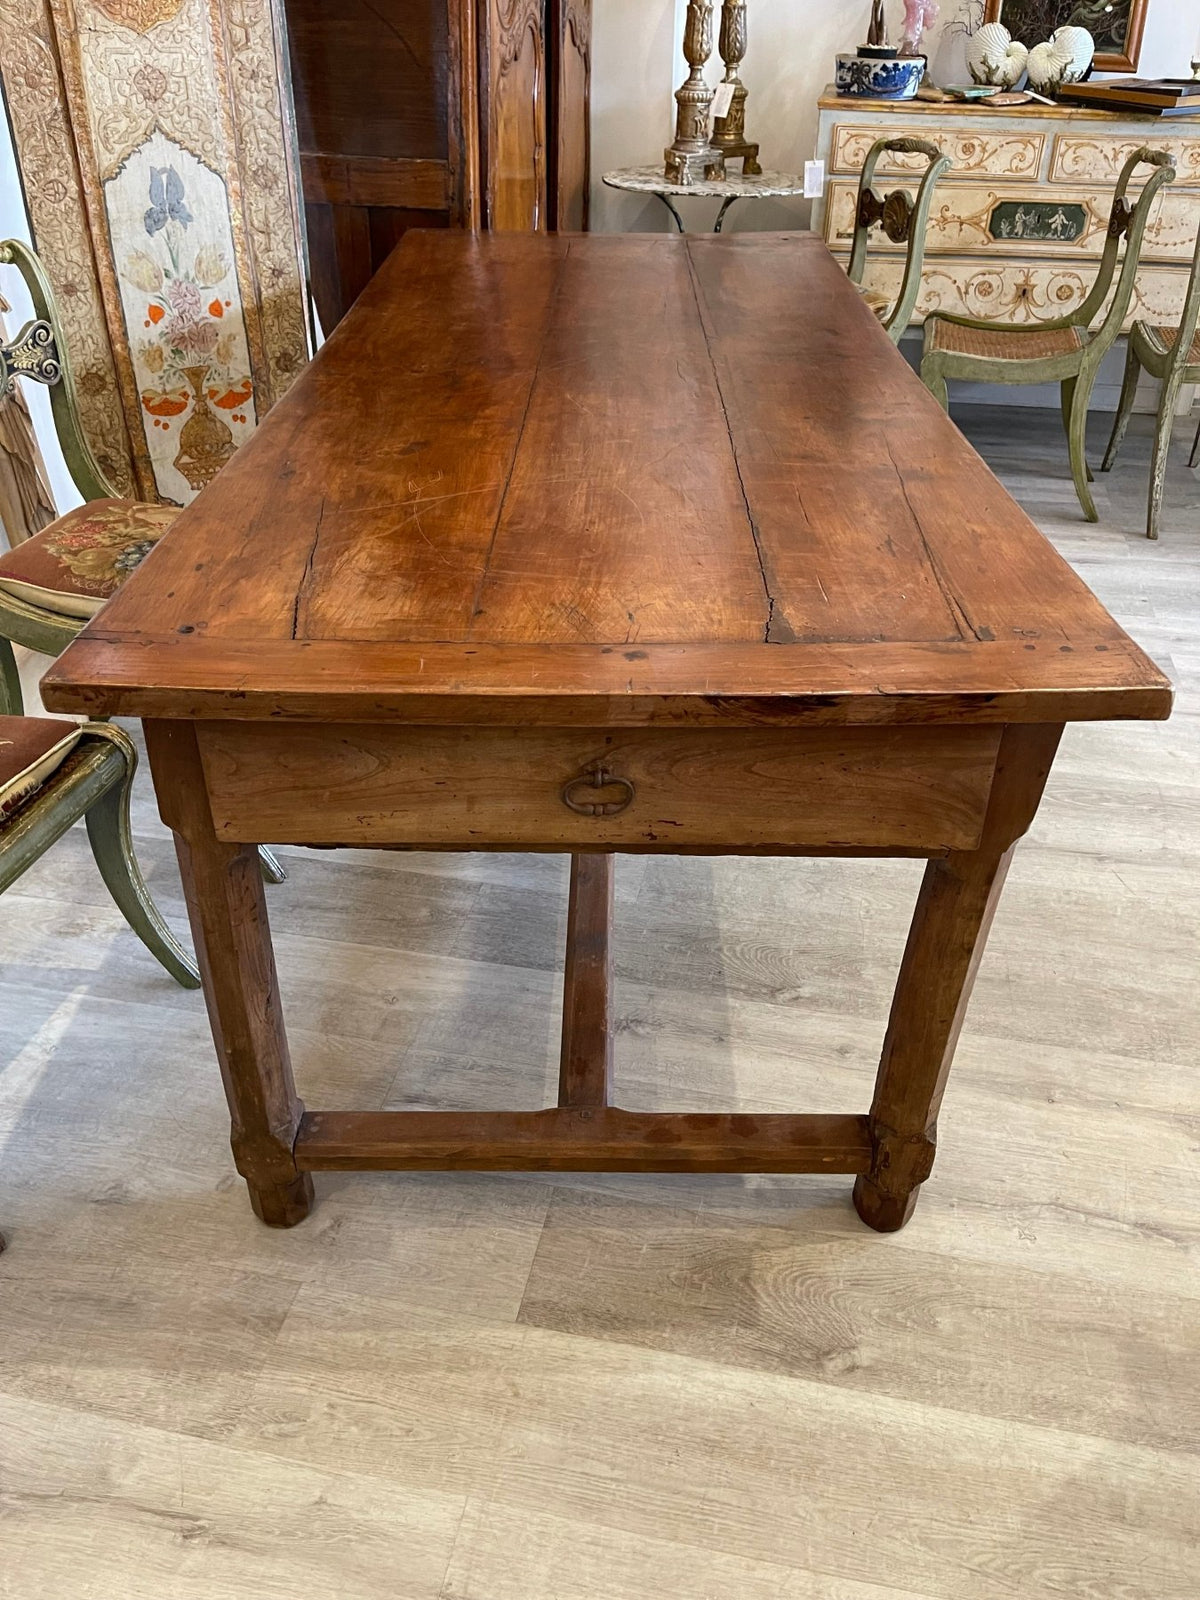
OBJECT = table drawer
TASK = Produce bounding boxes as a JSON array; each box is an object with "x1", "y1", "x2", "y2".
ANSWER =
[{"x1": 197, "y1": 723, "x2": 1002, "y2": 853}]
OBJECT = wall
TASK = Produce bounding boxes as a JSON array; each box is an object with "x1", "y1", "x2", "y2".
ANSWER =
[{"x1": 591, "y1": 1, "x2": 1200, "y2": 235}]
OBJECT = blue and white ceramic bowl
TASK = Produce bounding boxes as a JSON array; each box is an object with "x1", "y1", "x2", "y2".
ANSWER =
[{"x1": 835, "y1": 53, "x2": 925, "y2": 99}]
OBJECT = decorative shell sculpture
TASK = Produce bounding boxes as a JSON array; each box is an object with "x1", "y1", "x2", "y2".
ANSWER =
[
  {"x1": 966, "y1": 23, "x2": 1028, "y2": 88},
  {"x1": 1027, "y1": 26, "x2": 1095, "y2": 93}
]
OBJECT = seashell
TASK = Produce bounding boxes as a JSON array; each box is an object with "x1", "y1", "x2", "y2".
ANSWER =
[
  {"x1": 966, "y1": 23, "x2": 1029, "y2": 89},
  {"x1": 1026, "y1": 26, "x2": 1095, "y2": 92}
]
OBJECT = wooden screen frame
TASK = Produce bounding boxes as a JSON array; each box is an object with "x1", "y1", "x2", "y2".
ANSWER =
[{"x1": 983, "y1": 0, "x2": 1149, "y2": 74}]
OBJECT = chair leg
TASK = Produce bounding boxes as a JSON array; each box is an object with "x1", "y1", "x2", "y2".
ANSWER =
[
  {"x1": 0, "y1": 637, "x2": 22, "y2": 716},
  {"x1": 1189, "y1": 413, "x2": 1200, "y2": 471},
  {"x1": 85, "y1": 755, "x2": 202, "y2": 989},
  {"x1": 1102, "y1": 343, "x2": 1141, "y2": 473},
  {"x1": 921, "y1": 359, "x2": 950, "y2": 413},
  {"x1": 1146, "y1": 372, "x2": 1184, "y2": 542},
  {"x1": 258, "y1": 845, "x2": 288, "y2": 885},
  {"x1": 1061, "y1": 379, "x2": 1093, "y2": 483},
  {"x1": 1067, "y1": 368, "x2": 1100, "y2": 523}
]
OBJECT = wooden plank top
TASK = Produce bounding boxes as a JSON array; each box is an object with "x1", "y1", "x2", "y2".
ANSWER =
[{"x1": 44, "y1": 231, "x2": 1172, "y2": 727}]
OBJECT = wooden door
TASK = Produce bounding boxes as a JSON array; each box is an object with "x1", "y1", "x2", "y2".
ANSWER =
[
  {"x1": 548, "y1": 0, "x2": 591, "y2": 232},
  {"x1": 479, "y1": 0, "x2": 591, "y2": 233},
  {"x1": 282, "y1": 0, "x2": 477, "y2": 330},
  {"x1": 481, "y1": 0, "x2": 548, "y2": 231},
  {"x1": 282, "y1": 0, "x2": 589, "y2": 324}
]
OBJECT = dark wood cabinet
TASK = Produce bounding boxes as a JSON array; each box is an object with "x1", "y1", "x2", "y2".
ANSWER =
[{"x1": 281, "y1": 0, "x2": 589, "y2": 330}]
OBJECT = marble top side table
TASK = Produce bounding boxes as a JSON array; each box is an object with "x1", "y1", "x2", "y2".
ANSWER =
[{"x1": 602, "y1": 166, "x2": 805, "y2": 233}]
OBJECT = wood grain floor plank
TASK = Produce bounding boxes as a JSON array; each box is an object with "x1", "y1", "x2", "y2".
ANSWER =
[
  {"x1": 227, "y1": 1282, "x2": 1200, "y2": 1600},
  {"x1": 516, "y1": 1187, "x2": 1199, "y2": 1453},
  {"x1": 0, "y1": 1391, "x2": 464, "y2": 1600},
  {"x1": 441, "y1": 1497, "x2": 943, "y2": 1600}
]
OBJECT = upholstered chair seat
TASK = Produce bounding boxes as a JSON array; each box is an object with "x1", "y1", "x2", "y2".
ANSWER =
[
  {"x1": 0, "y1": 716, "x2": 199, "y2": 988},
  {"x1": 0, "y1": 497, "x2": 178, "y2": 619},
  {"x1": 1140, "y1": 323, "x2": 1200, "y2": 364},
  {"x1": 0, "y1": 714, "x2": 81, "y2": 819},
  {"x1": 924, "y1": 319, "x2": 1087, "y2": 363}
]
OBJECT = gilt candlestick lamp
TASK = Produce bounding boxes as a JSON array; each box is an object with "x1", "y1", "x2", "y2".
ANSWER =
[
  {"x1": 712, "y1": 1, "x2": 762, "y2": 174},
  {"x1": 665, "y1": 2, "x2": 726, "y2": 186}
]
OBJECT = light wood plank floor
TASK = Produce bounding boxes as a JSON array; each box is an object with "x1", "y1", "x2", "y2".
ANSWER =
[{"x1": 2, "y1": 406, "x2": 1198, "y2": 1599}]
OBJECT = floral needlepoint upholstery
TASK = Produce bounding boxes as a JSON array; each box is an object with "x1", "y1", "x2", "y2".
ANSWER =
[
  {"x1": 0, "y1": 716, "x2": 81, "y2": 820},
  {"x1": 0, "y1": 498, "x2": 179, "y2": 619}
]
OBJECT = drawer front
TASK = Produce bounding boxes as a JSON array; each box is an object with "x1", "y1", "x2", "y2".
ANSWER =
[
  {"x1": 198, "y1": 724, "x2": 1002, "y2": 853},
  {"x1": 1051, "y1": 133, "x2": 1200, "y2": 187},
  {"x1": 825, "y1": 178, "x2": 1193, "y2": 263},
  {"x1": 830, "y1": 121, "x2": 1046, "y2": 180},
  {"x1": 832, "y1": 253, "x2": 1191, "y2": 330}
]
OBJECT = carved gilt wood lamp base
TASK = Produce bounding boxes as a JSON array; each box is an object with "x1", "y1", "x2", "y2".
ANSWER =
[
  {"x1": 665, "y1": 2, "x2": 726, "y2": 186},
  {"x1": 711, "y1": 1, "x2": 761, "y2": 175}
]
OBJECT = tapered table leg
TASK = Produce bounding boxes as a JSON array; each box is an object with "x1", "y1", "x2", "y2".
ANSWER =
[
  {"x1": 855, "y1": 724, "x2": 1064, "y2": 1232},
  {"x1": 144, "y1": 721, "x2": 313, "y2": 1226}
]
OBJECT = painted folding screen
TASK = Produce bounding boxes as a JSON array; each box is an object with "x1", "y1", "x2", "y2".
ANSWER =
[{"x1": 0, "y1": 0, "x2": 309, "y2": 503}]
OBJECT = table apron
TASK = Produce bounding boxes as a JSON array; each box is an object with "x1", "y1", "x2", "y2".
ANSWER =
[{"x1": 193, "y1": 721, "x2": 1003, "y2": 854}]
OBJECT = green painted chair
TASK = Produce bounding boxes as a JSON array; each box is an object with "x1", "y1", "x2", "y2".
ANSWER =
[
  {"x1": 0, "y1": 239, "x2": 285, "y2": 883},
  {"x1": 1, "y1": 715, "x2": 199, "y2": 987},
  {"x1": 1101, "y1": 217, "x2": 1200, "y2": 540},
  {"x1": 846, "y1": 136, "x2": 953, "y2": 345},
  {"x1": 0, "y1": 237, "x2": 176, "y2": 717},
  {"x1": 920, "y1": 147, "x2": 1177, "y2": 523}
]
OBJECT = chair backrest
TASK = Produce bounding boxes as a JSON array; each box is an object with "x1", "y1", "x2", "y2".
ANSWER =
[
  {"x1": 1164, "y1": 216, "x2": 1200, "y2": 380},
  {"x1": 0, "y1": 239, "x2": 116, "y2": 502},
  {"x1": 1071, "y1": 147, "x2": 1175, "y2": 353},
  {"x1": 846, "y1": 136, "x2": 952, "y2": 344}
]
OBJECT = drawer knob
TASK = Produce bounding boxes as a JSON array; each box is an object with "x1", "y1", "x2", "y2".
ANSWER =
[{"x1": 561, "y1": 760, "x2": 636, "y2": 818}]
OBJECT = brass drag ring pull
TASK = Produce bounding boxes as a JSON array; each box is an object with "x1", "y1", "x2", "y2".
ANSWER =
[{"x1": 561, "y1": 759, "x2": 636, "y2": 817}]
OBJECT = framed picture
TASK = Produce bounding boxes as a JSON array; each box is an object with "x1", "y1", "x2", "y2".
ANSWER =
[{"x1": 983, "y1": 0, "x2": 1149, "y2": 73}]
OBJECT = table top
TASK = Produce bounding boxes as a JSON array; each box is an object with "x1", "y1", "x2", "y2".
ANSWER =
[
  {"x1": 45, "y1": 231, "x2": 1171, "y2": 729},
  {"x1": 603, "y1": 166, "x2": 804, "y2": 199}
]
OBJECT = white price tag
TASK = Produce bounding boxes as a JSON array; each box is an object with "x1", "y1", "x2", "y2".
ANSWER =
[
  {"x1": 804, "y1": 159, "x2": 826, "y2": 199},
  {"x1": 712, "y1": 81, "x2": 736, "y2": 119}
]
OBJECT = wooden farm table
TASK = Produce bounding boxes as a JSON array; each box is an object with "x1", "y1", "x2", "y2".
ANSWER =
[{"x1": 44, "y1": 232, "x2": 1172, "y2": 1233}]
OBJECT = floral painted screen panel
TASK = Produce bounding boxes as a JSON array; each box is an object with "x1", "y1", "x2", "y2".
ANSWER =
[
  {"x1": 107, "y1": 135, "x2": 257, "y2": 502},
  {"x1": 0, "y1": 0, "x2": 309, "y2": 506}
]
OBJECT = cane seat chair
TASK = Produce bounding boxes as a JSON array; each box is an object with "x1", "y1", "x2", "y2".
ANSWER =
[
  {"x1": 846, "y1": 136, "x2": 953, "y2": 344},
  {"x1": 1101, "y1": 218, "x2": 1200, "y2": 539},
  {"x1": 920, "y1": 147, "x2": 1177, "y2": 523},
  {"x1": 0, "y1": 240, "x2": 286, "y2": 882},
  {"x1": 1, "y1": 716, "x2": 199, "y2": 987}
]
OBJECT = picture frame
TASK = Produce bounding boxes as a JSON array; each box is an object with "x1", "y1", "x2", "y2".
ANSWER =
[{"x1": 983, "y1": 0, "x2": 1149, "y2": 74}]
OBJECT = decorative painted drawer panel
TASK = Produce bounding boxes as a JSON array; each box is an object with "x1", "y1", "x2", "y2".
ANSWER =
[
  {"x1": 830, "y1": 122, "x2": 1045, "y2": 180},
  {"x1": 815, "y1": 93, "x2": 1200, "y2": 331},
  {"x1": 824, "y1": 178, "x2": 1195, "y2": 263},
  {"x1": 845, "y1": 257, "x2": 1187, "y2": 331},
  {"x1": 1051, "y1": 133, "x2": 1200, "y2": 185}
]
